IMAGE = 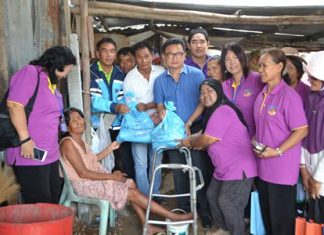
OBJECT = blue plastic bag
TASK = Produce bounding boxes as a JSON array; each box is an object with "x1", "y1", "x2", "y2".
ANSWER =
[
  {"x1": 250, "y1": 191, "x2": 266, "y2": 235},
  {"x1": 117, "y1": 92, "x2": 154, "y2": 143},
  {"x1": 151, "y1": 102, "x2": 186, "y2": 150}
]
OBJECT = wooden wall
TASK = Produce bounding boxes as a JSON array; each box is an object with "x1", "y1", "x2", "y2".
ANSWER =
[{"x1": 0, "y1": 0, "x2": 61, "y2": 98}]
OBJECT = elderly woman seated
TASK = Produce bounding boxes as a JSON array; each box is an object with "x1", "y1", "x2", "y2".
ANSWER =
[{"x1": 59, "y1": 107, "x2": 192, "y2": 235}]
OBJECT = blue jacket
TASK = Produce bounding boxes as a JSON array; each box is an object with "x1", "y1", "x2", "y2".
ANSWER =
[{"x1": 90, "y1": 62, "x2": 125, "y2": 129}]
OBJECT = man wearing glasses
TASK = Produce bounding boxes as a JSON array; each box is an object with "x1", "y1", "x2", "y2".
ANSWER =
[
  {"x1": 185, "y1": 27, "x2": 210, "y2": 78},
  {"x1": 154, "y1": 38, "x2": 213, "y2": 229}
]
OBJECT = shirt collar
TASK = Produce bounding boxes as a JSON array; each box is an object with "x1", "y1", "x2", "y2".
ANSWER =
[
  {"x1": 167, "y1": 65, "x2": 186, "y2": 76},
  {"x1": 97, "y1": 61, "x2": 113, "y2": 76},
  {"x1": 262, "y1": 79, "x2": 285, "y2": 95}
]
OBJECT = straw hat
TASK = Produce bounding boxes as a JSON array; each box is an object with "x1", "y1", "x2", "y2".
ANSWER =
[{"x1": 303, "y1": 51, "x2": 324, "y2": 81}]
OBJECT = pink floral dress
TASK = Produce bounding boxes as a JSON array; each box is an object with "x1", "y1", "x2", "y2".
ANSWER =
[{"x1": 60, "y1": 137, "x2": 132, "y2": 210}]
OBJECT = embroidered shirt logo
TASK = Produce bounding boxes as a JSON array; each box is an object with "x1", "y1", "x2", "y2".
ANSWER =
[
  {"x1": 243, "y1": 89, "x2": 252, "y2": 97},
  {"x1": 267, "y1": 105, "x2": 277, "y2": 116}
]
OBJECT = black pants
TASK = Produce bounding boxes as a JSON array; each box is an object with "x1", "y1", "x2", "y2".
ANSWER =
[
  {"x1": 257, "y1": 178, "x2": 296, "y2": 235},
  {"x1": 13, "y1": 160, "x2": 62, "y2": 204},
  {"x1": 110, "y1": 129, "x2": 135, "y2": 180},
  {"x1": 167, "y1": 148, "x2": 213, "y2": 217},
  {"x1": 308, "y1": 196, "x2": 324, "y2": 223}
]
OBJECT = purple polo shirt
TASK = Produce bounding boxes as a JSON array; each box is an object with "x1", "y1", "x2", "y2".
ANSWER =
[
  {"x1": 254, "y1": 80, "x2": 308, "y2": 185},
  {"x1": 185, "y1": 56, "x2": 209, "y2": 78},
  {"x1": 6, "y1": 65, "x2": 61, "y2": 166},
  {"x1": 205, "y1": 105, "x2": 257, "y2": 181},
  {"x1": 295, "y1": 81, "x2": 310, "y2": 106},
  {"x1": 222, "y1": 72, "x2": 263, "y2": 138}
]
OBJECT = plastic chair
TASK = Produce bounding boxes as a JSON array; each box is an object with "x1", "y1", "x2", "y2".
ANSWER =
[{"x1": 59, "y1": 159, "x2": 116, "y2": 235}]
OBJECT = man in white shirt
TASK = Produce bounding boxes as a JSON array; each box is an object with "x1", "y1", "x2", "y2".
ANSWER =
[{"x1": 123, "y1": 41, "x2": 165, "y2": 197}]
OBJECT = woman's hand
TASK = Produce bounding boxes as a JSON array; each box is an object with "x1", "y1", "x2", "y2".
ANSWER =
[
  {"x1": 178, "y1": 138, "x2": 191, "y2": 148},
  {"x1": 309, "y1": 177, "x2": 321, "y2": 199},
  {"x1": 111, "y1": 171, "x2": 127, "y2": 183},
  {"x1": 20, "y1": 139, "x2": 35, "y2": 159},
  {"x1": 110, "y1": 141, "x2": 120, "y2": 151},
  {"x1": 256, "y1": 146, "x2": 279, "y2": 158},
  {"x1": 185, "y1": 123, "x2": 191, "y2": 136},
  {"x1": 300, "y1": 166, "x2": 311, "y2": 192}
]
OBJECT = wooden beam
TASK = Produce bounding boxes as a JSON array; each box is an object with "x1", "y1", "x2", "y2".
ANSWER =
[
  {"x1": 68, "y1": 1, "x2": 324, "y2": 25},
  {"x1": 80, "y1": 0, "x2": 91, "y2": 143}
]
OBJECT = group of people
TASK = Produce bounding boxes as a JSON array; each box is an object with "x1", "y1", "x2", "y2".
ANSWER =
[{"x1": 3, "y1": 25, "x2": 324, "y2": 235}]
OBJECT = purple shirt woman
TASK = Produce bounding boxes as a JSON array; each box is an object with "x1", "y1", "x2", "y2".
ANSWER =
[
  {"x1": 300, "y1": 51, "x2": 324, "y2": 223},
  {"x1": 6, "y1": 46, "x2": 76, "y2": 203},
  {"x1": 254, "y1": 48, "x2": 308, "y2": 235},
  {"x1": 221, "y1": 43, "x2": 264, "y2": 138},
  {"x1": 180, "y1": 79, "x2": 256, "y2": 235}
]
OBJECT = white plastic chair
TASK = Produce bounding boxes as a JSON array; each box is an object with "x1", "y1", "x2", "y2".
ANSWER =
[{"x1": 59, "y1": 160, "x2": 116, "y2": 235}]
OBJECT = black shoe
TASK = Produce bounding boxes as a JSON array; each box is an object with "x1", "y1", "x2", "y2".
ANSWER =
[{"x1": 201, "y1": 215, "x2": 213, "y2": 229}]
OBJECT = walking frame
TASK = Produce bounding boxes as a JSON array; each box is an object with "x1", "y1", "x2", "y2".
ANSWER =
[{"x1": 142, "y1": 146, "x2": 204, "y2": 235}]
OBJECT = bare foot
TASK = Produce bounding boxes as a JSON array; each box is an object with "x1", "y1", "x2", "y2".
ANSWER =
[
  {"x1": 147, "y1": 225, "x2": 165, "y2": 235},
  {"x1": 171, "y1": 212, "x2": 193, "y2": 221}
]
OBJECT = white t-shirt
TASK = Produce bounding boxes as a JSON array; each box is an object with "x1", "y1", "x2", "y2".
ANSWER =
[{"x1": 123, "y1": 65, "x2": 165, "y2": 114}]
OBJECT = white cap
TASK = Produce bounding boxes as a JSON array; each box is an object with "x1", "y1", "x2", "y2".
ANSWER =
[{"x1": 303, "y1": 51, "x2": 324, "y2": 81}]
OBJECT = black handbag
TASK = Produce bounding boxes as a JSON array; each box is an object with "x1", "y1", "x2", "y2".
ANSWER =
[{"x1": 0, "y1": 69, "x2": 40, "y2": 151}]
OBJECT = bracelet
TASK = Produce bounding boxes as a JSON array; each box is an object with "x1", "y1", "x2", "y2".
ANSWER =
[
  {"x1": 186, "y1": 121, "x2": 192, "y2": 127},
  {"x1": 20, "y1": 137, "x2": 31, "y2": 145},
  {"x1": 276, "y1": 147, "x2": 283, "y2": 157},
  {"x1": 300, "y1": 164, "x2": 306, "y2": 168}
]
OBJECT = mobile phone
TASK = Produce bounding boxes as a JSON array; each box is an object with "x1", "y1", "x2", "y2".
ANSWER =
[{"x1": 33, "y1": 147, "x2": 48, "y2": 162}]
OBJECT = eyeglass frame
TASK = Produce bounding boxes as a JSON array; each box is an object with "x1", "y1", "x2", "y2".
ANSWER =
[{"x1": 164, "y1": 51, "x2": 185, "y2": 59}]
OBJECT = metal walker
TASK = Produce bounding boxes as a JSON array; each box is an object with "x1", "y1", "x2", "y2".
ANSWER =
[{"x1": 142, "y1": 146, "x2": 204, "y2": 235}]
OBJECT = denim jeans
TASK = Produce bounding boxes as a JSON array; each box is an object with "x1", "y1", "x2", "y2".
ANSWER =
[{"x1": 132, "y1": 143, "x2": 162, "y2": 196}]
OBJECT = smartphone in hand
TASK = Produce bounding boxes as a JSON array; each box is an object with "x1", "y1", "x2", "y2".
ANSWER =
[{"x1": 33, "y1": 147, "x2": 48, "y2": 162}]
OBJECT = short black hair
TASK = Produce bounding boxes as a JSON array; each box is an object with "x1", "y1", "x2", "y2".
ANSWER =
[
  {"x1": 96, "y1": 38, "x2": 116, "y2": 51},
  {"x1": 188, "y1": 27, "x2": 209, "y2": 44},
  {"x1": 117, "y1": 47, "x2": 134, "y2": 58},
  {"x1": 29, "y1": 46, "x2": 76, "y2": 85},
  {"x1": 132, "y1": 41, "x2": 153, "y2": 56},
  {"x1": 161, "y1": 38, "x2": 186, "y2": 54}
]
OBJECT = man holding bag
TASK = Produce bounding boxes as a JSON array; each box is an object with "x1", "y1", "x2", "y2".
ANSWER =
[
  {"x1": 153, "y1": 38, "x2": 213, "y2": 228},
  {"x1": 123, "y1": 41, "x2": 165, "y2": 197}
]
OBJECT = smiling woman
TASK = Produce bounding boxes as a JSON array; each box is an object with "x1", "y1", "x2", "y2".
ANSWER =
[{"x1": 179, "y1": 79, "x2": 256, "y2": 235}]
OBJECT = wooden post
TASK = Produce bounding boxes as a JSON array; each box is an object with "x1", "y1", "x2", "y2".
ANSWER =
[
  {"x1": 0, "y1": 0, "x2": 9, "y2": 99},
  {"x1": 80, "y1": 0, "x2": 91, "y2": 144}
]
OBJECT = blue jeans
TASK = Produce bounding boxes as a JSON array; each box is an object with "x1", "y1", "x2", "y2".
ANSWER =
[{"x1": 132, "y1": 143, "x2": 162, "y2": 196}]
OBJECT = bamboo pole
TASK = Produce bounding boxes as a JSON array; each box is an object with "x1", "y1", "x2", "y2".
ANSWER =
[
  {"x1": 68, "y1": 1, "x2": 324, "y2": 25},
  {"x1": 80, "y1": 0, "x2": 91, "y2": 144}
]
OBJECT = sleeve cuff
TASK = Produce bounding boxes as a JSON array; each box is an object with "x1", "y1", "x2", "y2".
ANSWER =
[{"x1": 110, "y1": 102, "x2": 117, "y2": 113}]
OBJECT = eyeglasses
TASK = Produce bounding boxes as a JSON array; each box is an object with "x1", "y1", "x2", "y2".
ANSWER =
[{"x1": 165, "y1": 51, "x2": 185, "y2": 59}]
